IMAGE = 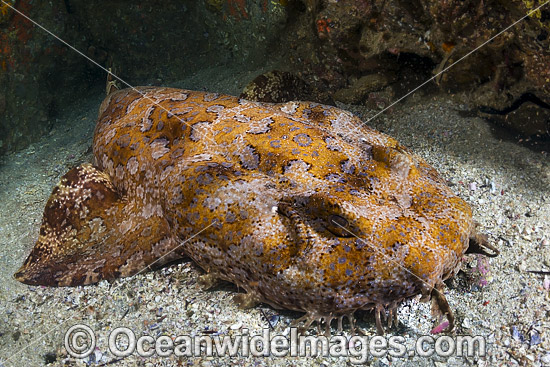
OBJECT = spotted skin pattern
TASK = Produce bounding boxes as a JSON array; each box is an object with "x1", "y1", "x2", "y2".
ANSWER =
[{"x1": 15, "y1": 87, "x2": 475, "y2": 333}]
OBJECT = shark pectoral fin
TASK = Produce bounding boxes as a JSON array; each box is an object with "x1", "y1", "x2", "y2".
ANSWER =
[{"x1": 14, "y1": 163, "x2": 180, "y2": 287}]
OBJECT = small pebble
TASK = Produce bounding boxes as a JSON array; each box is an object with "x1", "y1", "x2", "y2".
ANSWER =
[
  {"x1": 230, "y1": 321, "x2": 243, "y2": 330},
  {"x1": 268, "y1": 315, "x2": 280, "y2": 326},
  {"x1": 511, "y1": 325, "x2": 525, "y2": 342},
  {"x1": 430, "y1": 321, "x2": 449, "y2": 334},
  {"x1": 530, "y1": 331, "x2": 542, "y2": 346}
]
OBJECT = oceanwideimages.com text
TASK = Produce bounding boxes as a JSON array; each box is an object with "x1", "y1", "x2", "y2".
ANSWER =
[{"x1": 65, "y1": 324, "x2": 487, "y2": 363}]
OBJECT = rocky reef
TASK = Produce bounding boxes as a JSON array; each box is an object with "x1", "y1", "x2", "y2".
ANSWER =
[{"x1": 281, "y1": 0, "x2": 550, "y2": 138}]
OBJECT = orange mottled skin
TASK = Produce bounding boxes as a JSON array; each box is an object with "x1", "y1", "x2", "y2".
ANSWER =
[{"x1": 16, "y1": 87, "x2": 476, "y2": 332}]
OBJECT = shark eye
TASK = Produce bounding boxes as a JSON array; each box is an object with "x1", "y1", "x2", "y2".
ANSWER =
[{"x1": 325, "y1": 214, "x2": 354, "y2": 237}]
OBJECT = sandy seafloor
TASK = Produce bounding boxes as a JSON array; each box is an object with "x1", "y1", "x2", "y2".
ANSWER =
[{"x1": 0, "y1": 64, "x2": 549, "y2": 367}]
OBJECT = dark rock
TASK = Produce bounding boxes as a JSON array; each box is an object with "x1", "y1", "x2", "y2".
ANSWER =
[
  {"x1": 333, "y1": 73, "x2": 396, "y2": 104},
  {"x1": 240, "y1": 70, "x2": 333, "y2": 104},
  {"x1": 0, "y1": 0, "x2": 90, "y2": 154},
  {"x1": 479, "y1": 98, "x2": 550, "y2": 137}
]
